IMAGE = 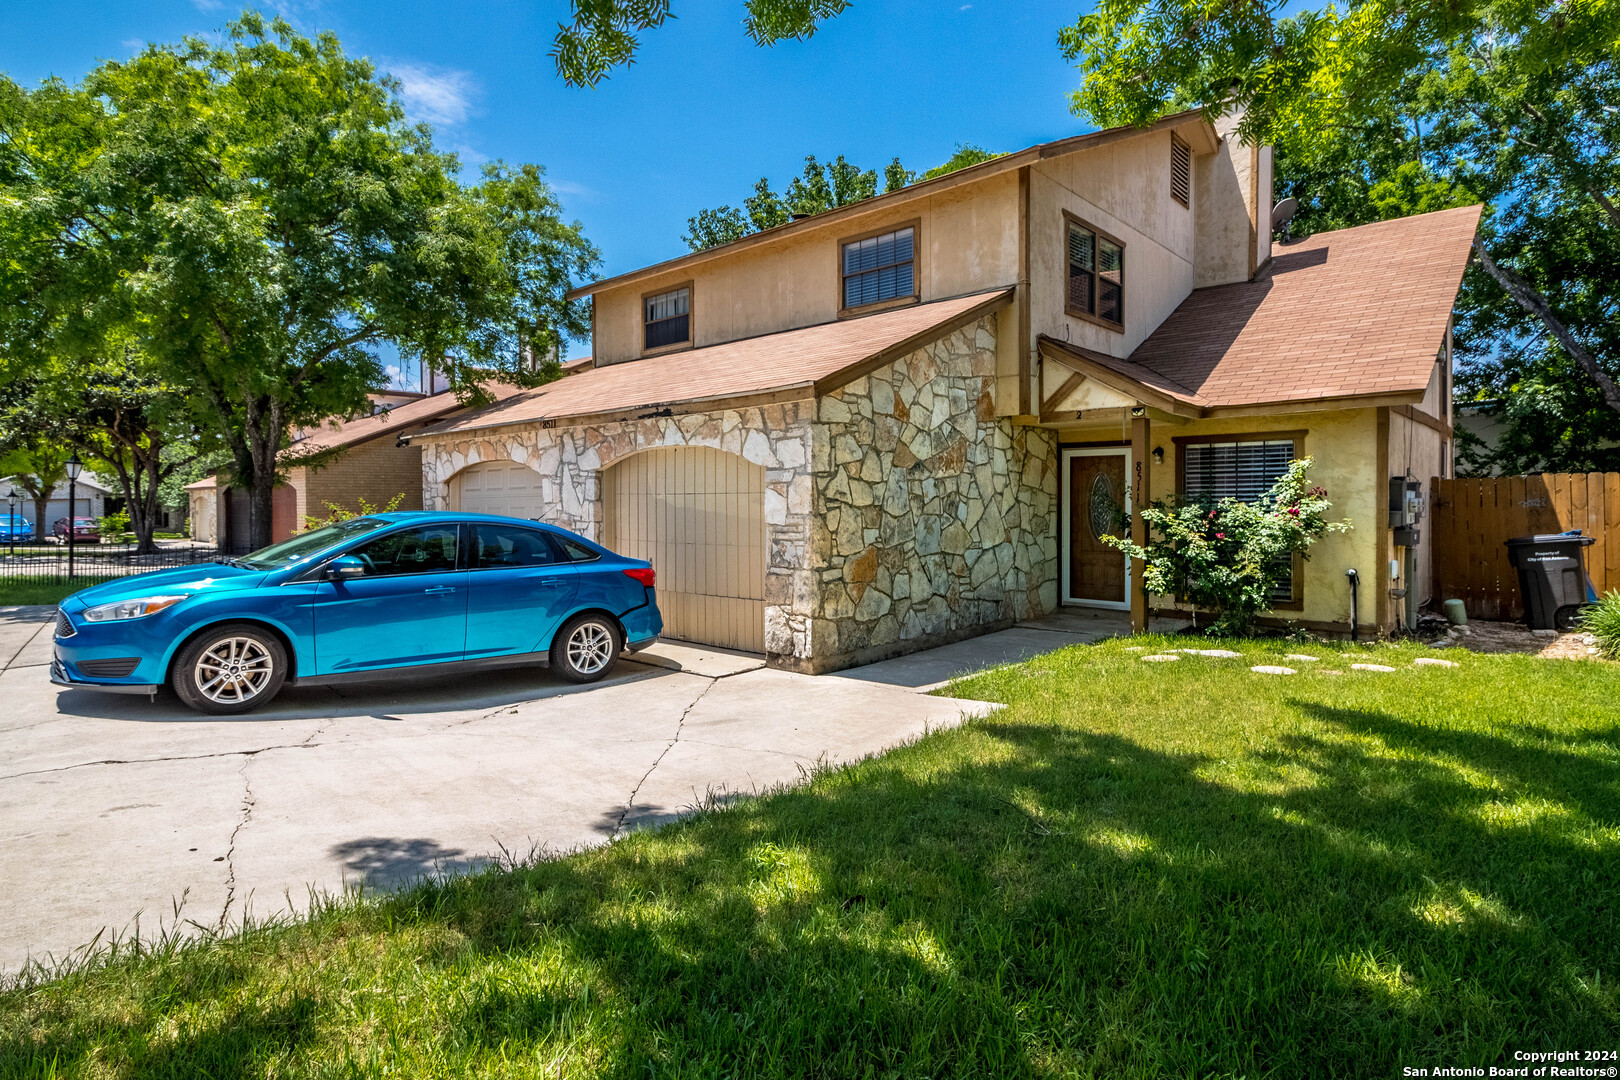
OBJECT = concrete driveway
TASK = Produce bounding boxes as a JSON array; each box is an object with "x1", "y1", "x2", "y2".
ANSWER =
[{"x1": 0, "y1": 606, "x2": 1108, "y2": 973}]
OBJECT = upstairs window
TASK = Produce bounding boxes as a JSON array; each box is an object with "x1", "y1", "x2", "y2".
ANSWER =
[
  {"x1": 643, "y1": 286, "x2": 691, "y2": 352},
  {"x1": 1170, "y1": 134, "x2": 1191, "y2": 207},
  {"x1": 1066, "y1": 216, "x2": 1125, "y2": 330},
  {"x1": 841, "y1": 225, "x2": 915, "y2": 311}
]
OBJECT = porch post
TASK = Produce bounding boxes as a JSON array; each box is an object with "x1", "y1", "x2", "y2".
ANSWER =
[{"x1": 1129, "y1": 411, "x2": 1150, "y2": 634}]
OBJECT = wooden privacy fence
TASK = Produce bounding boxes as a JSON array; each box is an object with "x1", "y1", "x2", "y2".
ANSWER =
[{"x1": 1432, "y1": 473, "x2": 1620, "y2": 621}]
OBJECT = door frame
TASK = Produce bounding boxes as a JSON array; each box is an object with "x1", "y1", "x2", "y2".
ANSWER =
[{"x1": 1060, "y1": 446, "x2": 1133, "y2": 610}]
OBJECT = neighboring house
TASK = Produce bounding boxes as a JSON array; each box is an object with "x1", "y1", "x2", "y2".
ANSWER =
[
  {"x1": 0, "y1": 471, "x2": 112, "y2": 532},
  {"x1": 414, "y1": 108, "x2": 1478, "y2": 671},
  {"x1": 189, "y1": 387, "x2": 523, "y2": 549}
]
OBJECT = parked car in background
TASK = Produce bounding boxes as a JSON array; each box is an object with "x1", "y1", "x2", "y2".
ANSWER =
[
  {"x1": 0, "y1": 514, "x2": 34, "y2": 542},
  {"x1": 51, "y1": 512, "x2": 663, "y2": 714},
  {"x1": 52, "y1": 517, "x2": 100, "y2": 543}
]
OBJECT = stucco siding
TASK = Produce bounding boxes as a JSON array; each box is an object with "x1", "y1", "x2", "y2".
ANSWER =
[
  {"x1": 591, "y1": 172, "x2": 1022, "y2": 366},
  {"x1": 1027, "y1": 161, "x2": 1197, "y2": 360}
]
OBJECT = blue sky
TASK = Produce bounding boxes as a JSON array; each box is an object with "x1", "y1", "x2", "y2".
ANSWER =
[{"x1": 2, "y1": 0, "x2": 1097, "y2": 379}]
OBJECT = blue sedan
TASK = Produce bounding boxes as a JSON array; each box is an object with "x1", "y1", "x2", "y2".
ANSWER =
[
  {"x1": 51, "y1": 512, "x2": 663, "y2": 714},
  {"x1": 0, "y1": 514, "x2": 33, "y2": 541}
]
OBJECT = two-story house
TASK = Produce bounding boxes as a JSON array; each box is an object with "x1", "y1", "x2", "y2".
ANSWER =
[{"x1": 415, "y1": 108, "x2": 1479, "y2": 672}]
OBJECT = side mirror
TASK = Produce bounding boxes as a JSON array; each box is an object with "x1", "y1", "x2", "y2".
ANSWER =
[{"x1": 325, "y1": 555, "x2": 366, "y2": 582}]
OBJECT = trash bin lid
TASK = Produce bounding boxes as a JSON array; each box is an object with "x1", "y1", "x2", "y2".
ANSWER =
[{"x1": 1505, "y1": 533, "x2": 1596, "y2": 546}]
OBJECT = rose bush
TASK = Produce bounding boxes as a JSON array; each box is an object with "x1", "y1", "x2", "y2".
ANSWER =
[{"x1": 1102, "y1": 458, "x2": 1351, "y2": 635}]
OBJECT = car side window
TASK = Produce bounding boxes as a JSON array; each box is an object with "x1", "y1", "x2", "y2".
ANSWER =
[
  {"x1": 472, "y1": 524, "x2": 561, "y2": 570},
  {"x1": 553, "y1": 535, "x2": 601, "y2": 563},
  {"x1": 350, "y1": 525, "x2": 460, "y2": 577}
]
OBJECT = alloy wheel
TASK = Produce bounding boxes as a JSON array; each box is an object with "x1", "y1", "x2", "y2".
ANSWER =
[
  {"x1": 193, "y1": 637, "x2": 275, "y2": 704},
  {"x1": 566, "y1": 622, "x2": 614, "y2": 675}
]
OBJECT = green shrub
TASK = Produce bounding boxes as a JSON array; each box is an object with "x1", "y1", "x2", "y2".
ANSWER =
[
  {"x1": 1578, "y1": 590, "x2": 1620, "y2": 659},
  {"x1": 1102, "y1": 458, "x2": 1351, "y2": 635},
  {"x1": 96, "y1": 510, "x2": 130, "y2": 541}
]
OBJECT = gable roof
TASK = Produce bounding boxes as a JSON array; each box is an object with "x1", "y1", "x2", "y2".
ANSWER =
[
  {"x1": 1086, "y1": 204, "x2": 1483, "y2": 411},
  {"x1": 564, "y1": 108, "x2": 1218, "y2": 301},
  {"x1": 424, "y1": 289, "x2": 1012, "y2": 436}
]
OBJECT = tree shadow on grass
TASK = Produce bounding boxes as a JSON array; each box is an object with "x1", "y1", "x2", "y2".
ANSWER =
[{"x1": 8, "y1": 700, "x2": 1618, "y2": 1077}]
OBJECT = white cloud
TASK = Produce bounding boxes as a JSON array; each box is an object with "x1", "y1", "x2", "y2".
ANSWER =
[
  {"x1": 389, "y1": 63, "x2": 478, "y2": 129},
  {"x1": 191, "y1": 0, "x2": 225, "y2": 10}
]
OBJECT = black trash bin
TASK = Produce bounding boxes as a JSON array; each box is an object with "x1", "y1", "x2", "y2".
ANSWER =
[{"x1": 1504, "y1": 532, "x2": 1597, "y2": 631}]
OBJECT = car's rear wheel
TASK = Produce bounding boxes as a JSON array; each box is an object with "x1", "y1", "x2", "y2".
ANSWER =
[
  {"x1": 172, "y1": 623, "x2": 288, "y2": 714},
  {"x1": 551, "y1": 613, "x2": 621, "y2": 683}
]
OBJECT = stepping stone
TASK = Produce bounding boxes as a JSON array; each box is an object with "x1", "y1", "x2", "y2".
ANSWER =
[
  {"x1": 1412, "y1": 657, "x2": 1458, "y2": 668},
  {"x1": 1125, "y1": 646, "x2": 1144, "y2": 651},
  {"x1": 1351, "y1": 663, "x2": 1396, "y2": 672},
  {"x1": 1140, "y1": 654, "x2": 1181, "y2": 662},
  {"x1": 1251, "y1": 665, "x2": 1296, "y2": 675},
  {"x1": 1283, "y1": 654, "x2": 1320, "y2": 662},
  {"x1": 1191, "y1": 649, "x2": 1241, "y2": 658}
]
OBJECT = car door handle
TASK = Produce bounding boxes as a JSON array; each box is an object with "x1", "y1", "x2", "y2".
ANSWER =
[{"x1": 423, "y1": 586, "x2": 457, "y2": 596}]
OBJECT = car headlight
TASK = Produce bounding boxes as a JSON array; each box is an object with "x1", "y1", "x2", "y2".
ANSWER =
[{"x1": 81, "y1": 595, "x2": 191, "y2": 622}]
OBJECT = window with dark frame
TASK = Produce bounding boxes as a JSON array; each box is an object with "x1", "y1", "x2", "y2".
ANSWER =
[
  {"x1": 643, "y1": 286, "x2": 691, "y2": 351},
  {"x1": 1181, "y1": 437, "x2": 1299, "y2": 603},
  {"x1": 841, "y1": 226, "x2": 915, "y2": 310},
  {"x1": 1066, "y1": 219, "x2": 1124, "y2": 328},
  {"x1": 1170, "y1": 134, "x2": 1191, "y2": 207}
]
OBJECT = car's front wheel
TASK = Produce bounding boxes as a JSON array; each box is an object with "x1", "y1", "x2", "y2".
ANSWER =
[
  {"x1": 172, "y1": 623, "x2": 288, "y2": 714},
  {"x1": 551, "y1": 613, "x2": 621, "y2": 683}
]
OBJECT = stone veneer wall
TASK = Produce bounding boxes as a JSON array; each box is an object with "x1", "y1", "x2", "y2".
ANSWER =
[
  {"x1": 418, "y1": 402, "x2": 818, "y2": 661},
  {"x1": 805, "y1": 315, "x2": 1058, "y2": 671},
  {"x1": 416, "y1": 315, "x2": 1058, "y2": 672}
]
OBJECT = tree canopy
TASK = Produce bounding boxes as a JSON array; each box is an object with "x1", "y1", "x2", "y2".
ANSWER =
[
  {"x1": 1, "y1": 14, "x2": 599, "y2": 547},
  {"x1": 552, "y1": 0, "x2": 851, "y2": 87},
  {"x1": 683, "y1": 146, "x2": 1002, "y2": 252},
  {"x1": 1060, "y1": 0, "x2": 1620, "y2": 474}
]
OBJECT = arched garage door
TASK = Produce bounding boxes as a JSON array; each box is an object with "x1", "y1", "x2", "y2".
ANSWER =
[
  {"x1": 603, "y1": 447, "x2": 765, "y2": 653},
  {"x1": 450, "y1": 461, "x2": 546, "y2": 518}
]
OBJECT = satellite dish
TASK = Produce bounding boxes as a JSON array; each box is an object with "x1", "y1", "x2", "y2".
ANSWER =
[{"x1": 1271, "y1": 197, "x2": 1299, "y2": 229}]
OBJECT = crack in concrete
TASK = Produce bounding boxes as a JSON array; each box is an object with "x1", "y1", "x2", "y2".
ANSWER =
[
  {"x1": 0, "y1": 741, "x2": 323, "y2": 783},
  {"x1": 1, "y1": 619, "x2": 50, "y2": 673},
  {"x1": 217, "y1": 756, "x2": 255, "y2": 931},
  {"x1": 608, "y1": 677, "x2": 715, "y2": 840}
]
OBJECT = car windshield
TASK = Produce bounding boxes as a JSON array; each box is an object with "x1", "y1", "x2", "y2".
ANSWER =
[{"x1": 235, "y1": 516, "x2": 394, "y2": 570}]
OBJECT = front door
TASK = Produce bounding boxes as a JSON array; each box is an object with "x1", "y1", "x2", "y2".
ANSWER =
[
  {"x1": 313, "y1": 523, "x2": 468, "y2": 674},
  {"x1": 1062, "y1": 449, "x2": 1131, "y2": 608}
]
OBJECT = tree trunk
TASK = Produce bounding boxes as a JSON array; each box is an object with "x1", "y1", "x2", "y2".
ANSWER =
[
  {"x1": 31, "y1": 492, "x2": 50, "y2": 541},
  {"x1": 1473, "y1": 237, "x2": 1620, "y2": 417}
]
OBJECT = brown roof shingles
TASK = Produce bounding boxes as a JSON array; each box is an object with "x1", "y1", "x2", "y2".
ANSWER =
[
  {"x1": 425, "y1": 289, "x2": 1013, "y2": 435},
  {"x1": 1125, "y1": 204, "x2": 1482, "y2": 408}
]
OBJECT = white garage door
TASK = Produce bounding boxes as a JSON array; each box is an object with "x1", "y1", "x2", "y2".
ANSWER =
[
  {"x1": 603, "y1": 447, "x2": 765, "y2": 653},
  {"x1": 450, "y1": 461, "x2": 546, "y2": 518}
]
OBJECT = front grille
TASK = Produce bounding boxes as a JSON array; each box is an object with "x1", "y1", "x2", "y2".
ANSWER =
[
  {"x1": 54, "y1": 610, "x2": 75, "y2": 639},
  {"x1": 77, "y1": 657, "x2": 140, "y2": 678}
]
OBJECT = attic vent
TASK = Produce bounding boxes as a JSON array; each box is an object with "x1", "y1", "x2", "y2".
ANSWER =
[{"x1": 1170, "y1": 134, "x2": 1191, "y2": 207}]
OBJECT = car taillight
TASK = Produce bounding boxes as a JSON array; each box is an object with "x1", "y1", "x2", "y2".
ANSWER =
[{"x1": 623, "y1": 566, "x2": 656, "y2": 588}]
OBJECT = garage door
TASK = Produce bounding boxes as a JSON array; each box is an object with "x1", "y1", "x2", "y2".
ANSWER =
[
  {"x1": 603, "y1": 447, "x2": 765, "y2": 653},
  {"x1": 450, "y1": 461, "x2": 546, "y2": 518}
]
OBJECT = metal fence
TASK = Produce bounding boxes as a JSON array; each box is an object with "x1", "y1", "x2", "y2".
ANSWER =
[{"x1": 0, "y1": 539, "x2": 227, "y2": 585}]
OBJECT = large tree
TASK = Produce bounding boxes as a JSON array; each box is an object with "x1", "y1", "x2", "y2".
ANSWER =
[
  {"x1": 1058, "y1": 0, "x2": 1620, "y2": 473},
  {"x1": 0, "y1": 356, "x2": 197, "y2": 553},
  {"x1": 0, "y1": 441, "x2": 68, "y2": 542},
  {"x1": 1, "y1": 15, "x2": 598, "y2": 548}
]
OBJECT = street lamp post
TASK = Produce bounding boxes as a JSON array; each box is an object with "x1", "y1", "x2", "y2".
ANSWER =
[
  {"x1": 65, "y1": 453, "x2": 82, "y2": 580},
  {"x1": 5, "y1": 488, "x2": 16, "y2": 558}
]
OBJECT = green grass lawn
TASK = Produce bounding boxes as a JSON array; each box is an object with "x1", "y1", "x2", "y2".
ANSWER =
[
  {"x1": 0, "y1": 577, "x2": 118, "y2": 607},
  {"x1": 2, "y1": 638, "x2": 1616, "y2": 1077}
]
